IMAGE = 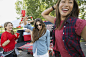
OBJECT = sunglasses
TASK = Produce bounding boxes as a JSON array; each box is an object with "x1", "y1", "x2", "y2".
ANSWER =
[{"x1": 36, "y1": 24, "x2": 42, "y2": 27}]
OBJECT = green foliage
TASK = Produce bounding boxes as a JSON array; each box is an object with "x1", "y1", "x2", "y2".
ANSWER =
[
  {"x1": 15, "y1": 0, "x2": 58, "y2": 20},
  {"x1": 15, "y1": 0, "x2": 86, "y2": 20},
  {"x1": 80, "y1": 38, "x2": 86, "y2": 42},
  {"x1": 15, "y1": 0, "x2": 22, "y2": 15},
  {"x1": 77, "y1": 0, "x2": 86, "y2": 19}
]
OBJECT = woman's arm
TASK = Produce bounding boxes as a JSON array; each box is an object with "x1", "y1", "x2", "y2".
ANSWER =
[
  {"x1": 81, "y1": 26, "x2": 86, "y2": 41},
  {"x1": 46, "y1": 30, "x2": 50, "y2": 50},
  {"x1": 23, "y1": 17, "x2": 34, "y2": 31},
  {"x1": 30, "y1": 30, "x2": 33, "y2": 42},
  {"x1": 41, "y1": 5, "x2": 57, "y2": 24},
  {"x1": 19, "y1": 21, "x2": 23, "y2": 25},
  {"x1": 46, "y1": 30, "x2": 50, "y2": 57},
  {"x1": 24, "y1": 24, "x2": 34, "y2": 31},
  {"x1": 14, "y1": 33, "x2": 20, "y2": 40},
  {"x1": 23, "y1": 17, "x2": 27, "y2": 25},
  {"x1": 1, "y1": 33, "x2": 9, "y2": 47},
  {"x1": 1, "y1": 33, "x2": 19, "y2": 47},
  {"x1": 28, "y1": 20, "x2": 34, "y2": 24},
  {"x1": 25, "y1": 29, "x2": 30, "y2": 32}
]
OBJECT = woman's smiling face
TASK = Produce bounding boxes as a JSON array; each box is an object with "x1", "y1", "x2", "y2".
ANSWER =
[
  {"x1": 5, "y1": 23, "x2": 13, "y2": 31},
  {"x1": 59, "y1": 0, "x2": 74, "y2": 17}
]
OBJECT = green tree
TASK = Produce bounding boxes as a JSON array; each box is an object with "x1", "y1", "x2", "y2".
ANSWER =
[
  {"x1": 15, "y1": 0, "x2": 22, "y2": 15},
  {"x1": 15, "y1": 0, "x2": 86, "y2": 20},
  {"x1": 15, "y1": 0, "x2": 58, "y2": 20},
  {"x1": 77, "y1": 0, "x2": 86, "y2": 19}
]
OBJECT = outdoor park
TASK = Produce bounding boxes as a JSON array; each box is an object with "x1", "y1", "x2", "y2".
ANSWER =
[{"x1": 0, "y1": 0, "x2": 86, "y2": 57}]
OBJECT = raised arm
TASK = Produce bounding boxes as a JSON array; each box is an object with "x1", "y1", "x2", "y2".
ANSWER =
[
  {"x1": 28, "y1": 16, "x2": 34, "y2": 23},
  {"x1": 28, "y1": 18, "x2": 34, "y2": 23},
  {"x1": 41, "y1": 5, "x2": 57, "y2": 24},
  {"x1": 19, "y1": 21, "x2": 23, "y2": 25},
  {"x1": 23, "y1": 17, "x2": 27, "y2": 25},
  {"x1": 24, "y1": 23, "x2": 34, "y2": 31},
  {"x1": 28, "y1": 20, "x2": 34, "y2": 23},
  {"x1": 81, "y1": 26, "x2": 86, "y2": 41}
]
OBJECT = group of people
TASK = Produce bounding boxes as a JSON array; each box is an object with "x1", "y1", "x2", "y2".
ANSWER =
[{"x1": 1, "y1": 0, "x2": 86, "y2": 57}]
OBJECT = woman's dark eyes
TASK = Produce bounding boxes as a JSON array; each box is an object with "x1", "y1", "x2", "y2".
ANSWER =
[
  {"x1": 61, "y1": 1, "x2": 73, "y2": 3},
  {"x1": 62, "y1": 1, "x2": 65, "y2": 3},
  {"x1": 69, "y1": 2, "x2": 73, "y2": 3}
]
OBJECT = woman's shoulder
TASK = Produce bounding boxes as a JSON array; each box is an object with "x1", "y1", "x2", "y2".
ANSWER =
[
  {"x1": 75, "y1": 18, "x2": 86, "y2": 36},
  {"x1": 1, "y1": 31, "x2": 8, "y2": 36},
  {"x1": 2, "y1": 31, "x2": 11, "y2": 35},
  {"x1": 76, "y1": 18, "x2": 86, "y2": 24}
]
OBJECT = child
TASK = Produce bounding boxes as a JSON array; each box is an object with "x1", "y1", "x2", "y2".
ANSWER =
[{"x1": 1, "y1": 22, "x2": 19, "y2": 57}]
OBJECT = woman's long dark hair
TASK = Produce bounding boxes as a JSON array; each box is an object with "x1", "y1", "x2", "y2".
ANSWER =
[
  {"x1": 55, "y1": 0, "x2": 79, "y2": 30},
  {"x1": 4, "y1": 22, "x2": 14, "y2": 35},
  {"x1": 32, "y1": 18, "x2": 46, "y2": 43}
]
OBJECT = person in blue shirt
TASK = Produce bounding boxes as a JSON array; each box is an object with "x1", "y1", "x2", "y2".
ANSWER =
[{"x1": 23, "y1": 18, "x2": 50, "y2": 57}]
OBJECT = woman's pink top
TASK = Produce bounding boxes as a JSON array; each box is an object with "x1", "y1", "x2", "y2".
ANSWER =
[{"x1": 54, "y1": 19, "x2": 86, "y2": 57}]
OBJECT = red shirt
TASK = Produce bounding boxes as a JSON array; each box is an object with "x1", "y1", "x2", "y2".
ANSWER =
[
  {"x1": 1, "y1": 31, "x2": 16, "y2": 52},
  {"x1": 54, "y1": 19, "x2": 86, "y2": 57}
]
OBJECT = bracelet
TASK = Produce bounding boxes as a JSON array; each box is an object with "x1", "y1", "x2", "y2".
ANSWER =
[{"x1": 52, "y1": 6, "x2": 55, "y2": 10}]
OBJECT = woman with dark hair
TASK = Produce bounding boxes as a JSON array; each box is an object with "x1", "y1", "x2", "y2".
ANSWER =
[
  {"x1": 41, "y1": 0, "x2": 86, "y2": 57},
  {"x1": 24, "y1": 18, "x2": 50, "y2": 57}
]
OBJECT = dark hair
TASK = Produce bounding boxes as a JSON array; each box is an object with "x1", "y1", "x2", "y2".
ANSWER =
[
  {"x1": 55, "y1": 0, "x2": 79, "y2": 30},
  {"x1": 32, "y1": 18, "x2": 46, "y2": 43},
  {"x1": 4, "y1": 22, "x2": 14, "y2": 35}
]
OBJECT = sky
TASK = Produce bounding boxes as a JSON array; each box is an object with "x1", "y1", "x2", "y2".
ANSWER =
[{"x1": 0, "y1": 0, "x2": 18, "y2": 25}]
